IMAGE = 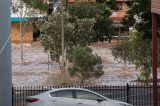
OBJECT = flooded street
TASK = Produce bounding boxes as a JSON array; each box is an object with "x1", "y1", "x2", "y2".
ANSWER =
[
  {"x1": 91, "y1": 46, "x2": 138, "y2": 85},
  {"x1": 12, "y1": 41, "x2": 141, "y2": 86}
]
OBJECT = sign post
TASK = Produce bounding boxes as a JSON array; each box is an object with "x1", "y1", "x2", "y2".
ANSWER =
[{"x1": 0, "y1": 0, "x2": 12, "y2": 106}]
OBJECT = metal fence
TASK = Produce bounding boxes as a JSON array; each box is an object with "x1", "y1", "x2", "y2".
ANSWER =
[{"x1": 12, "y1": 83, "x2": 160, "y2": 106}]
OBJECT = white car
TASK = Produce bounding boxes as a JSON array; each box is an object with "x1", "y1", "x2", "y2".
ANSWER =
[{"x1": 26, "y1": 88, "x2": 132, "y2": 106}]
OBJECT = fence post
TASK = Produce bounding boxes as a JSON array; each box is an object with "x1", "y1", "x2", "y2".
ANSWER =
[
  {"x1": 12, "y1": 86, "x2": 13, "y2": 106},
  {"x1": 127, "y1": 83, "x2": 131, "y2": 104}
]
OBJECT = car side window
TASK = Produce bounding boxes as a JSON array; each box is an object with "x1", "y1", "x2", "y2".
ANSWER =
[
  {"x1": 50, "y1": 92, "x2": 56, "y2": 97},
  {"x1": 75, "y1": 90, "x2": 106, "y2": 101},
  {"x1": 50, "y1": 90, "x2": 73, "y2": 98}
]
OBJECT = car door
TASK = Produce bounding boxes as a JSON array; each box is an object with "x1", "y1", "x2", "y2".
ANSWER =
[
  {"x1": 75, "y1": 90, "x2": 106, "y2": 106},
  {"x1": 49, "y1": 90, "x2": 76, "y2": 106}
]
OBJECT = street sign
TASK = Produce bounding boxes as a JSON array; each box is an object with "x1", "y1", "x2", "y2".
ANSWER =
[{"x1": 151, "y1": 0, "x2": 160, "y2": 14}]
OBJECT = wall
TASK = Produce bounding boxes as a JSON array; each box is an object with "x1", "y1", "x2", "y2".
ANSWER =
[
  {"x1": 151, "y1": 0, "x2": 160, "y2": 14},
  {"x1": 110, "y1": 0, "x2": 128, "y2": 22},
  {"x1": 11, "y1": 22, "x2": 33, "y2": 43},
  {"x1": 0, "y1": 0, "x2": 12, "y2": 106}
]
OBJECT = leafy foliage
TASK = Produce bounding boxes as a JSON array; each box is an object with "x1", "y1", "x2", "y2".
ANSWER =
[
  {"x1": 67, "y1": 2, "x2": 114, "y2": 42},
  {"x1": 22, "y1": 0, "x2": 48, "y2": 11},
  {"x1": 119, "y1": 0, "x2": 160, "y2": 81},
  {"x1": 111, "y1": 31, "x2": 152, "y2": 81},
  {"x1": 111, "y1": 40, "x2": 133, "y2": 64},
  {"x1": 122, "y1": 0, "x2": 152, "y2": 39},
  {"x1": 38, "y1": 11, "x2": 72, "y2": 64},
  {"x1": 67, "y1": 18, "x2": 96, "y2": 47},
  {"x1": 38, "y1": 11, "x2": 95, "y2": 70},
  {"x1": 96, "y1": 0, "x2": 118, "y2": 10},
  {"x1": 105, "y1": 0, "x2": 119, "y2": 10},
  {"x1": 131, "y1": 31, "x2": 152, "y2": 81},
  {"x1": 68, "y1": 46, "x2": 103, "y2": 85}
]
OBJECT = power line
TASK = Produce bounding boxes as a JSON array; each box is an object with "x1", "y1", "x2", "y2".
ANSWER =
[{"x1": 0, "y1": 34, "x2": 11, "y2": 55}]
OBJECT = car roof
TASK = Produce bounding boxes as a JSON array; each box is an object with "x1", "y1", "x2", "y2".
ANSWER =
[{"x1": 49, "y1": 87, "x2": 93, "y2": 92}]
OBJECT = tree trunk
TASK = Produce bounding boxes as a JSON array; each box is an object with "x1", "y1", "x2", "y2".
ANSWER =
[
  {"x1": 58, "y1": 60, "x2": 62, "y2": 71},
  {"x1": 60, "y1": 0, "x2": 65, "y2": 77},
  {"x1": 20, "y1": 0, "x2": 23, "y2": 61},
  {"x1": 80, "y1": 80, "x2": 85, "y2": 86}
]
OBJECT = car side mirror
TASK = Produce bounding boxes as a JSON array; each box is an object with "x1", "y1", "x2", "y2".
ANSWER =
[{"x1": 97, "y1": 98, "x2": 103, "y2": 103}]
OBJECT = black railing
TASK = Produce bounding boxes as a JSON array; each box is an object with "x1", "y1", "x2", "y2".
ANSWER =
[{"x1": 12, "y1": 83, "x2": 160, "y2": 106}]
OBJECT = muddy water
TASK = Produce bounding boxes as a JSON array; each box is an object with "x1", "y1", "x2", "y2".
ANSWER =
[{"x1": 12, "y1": 42, "x2": 157, "y2": 86}]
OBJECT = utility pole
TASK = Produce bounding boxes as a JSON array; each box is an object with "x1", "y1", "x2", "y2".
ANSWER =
[{"x1": 0, "y1": 0, "x2": 12, "y2": 106}]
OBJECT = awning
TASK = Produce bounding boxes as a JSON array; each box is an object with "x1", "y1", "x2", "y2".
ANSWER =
[{"x1": 11, "y1": 17, "x2": 28, "y2": 22}]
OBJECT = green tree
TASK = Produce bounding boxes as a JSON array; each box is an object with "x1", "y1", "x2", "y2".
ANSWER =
[
  {"x1": 103, "y1": 0, "x2": 119, "y2": 10},
  {"x1": 120, "y1": 0, "x2": 160, "y2": 81},
  {"x1": 122, "y1": 0, "x2": 151, "y2": 35},
  {"x1": 67, "y1": 2, "x2": 114, "y2": 42},
  {"x1": 131, "y1": 31, "x2": 152, "y2": 81},
  {"x1": 38, "y1": 11, "x2": 95, "y2": 72},
  {"x1": 68, "y1": 46, "x2": 103, "y2": 85},
  {"x1": 22, "y1": 0, "x2": 48, "y2": 11},
  {"x1": 111, "y1": 40, "x2": 133, "y2": 70}
]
